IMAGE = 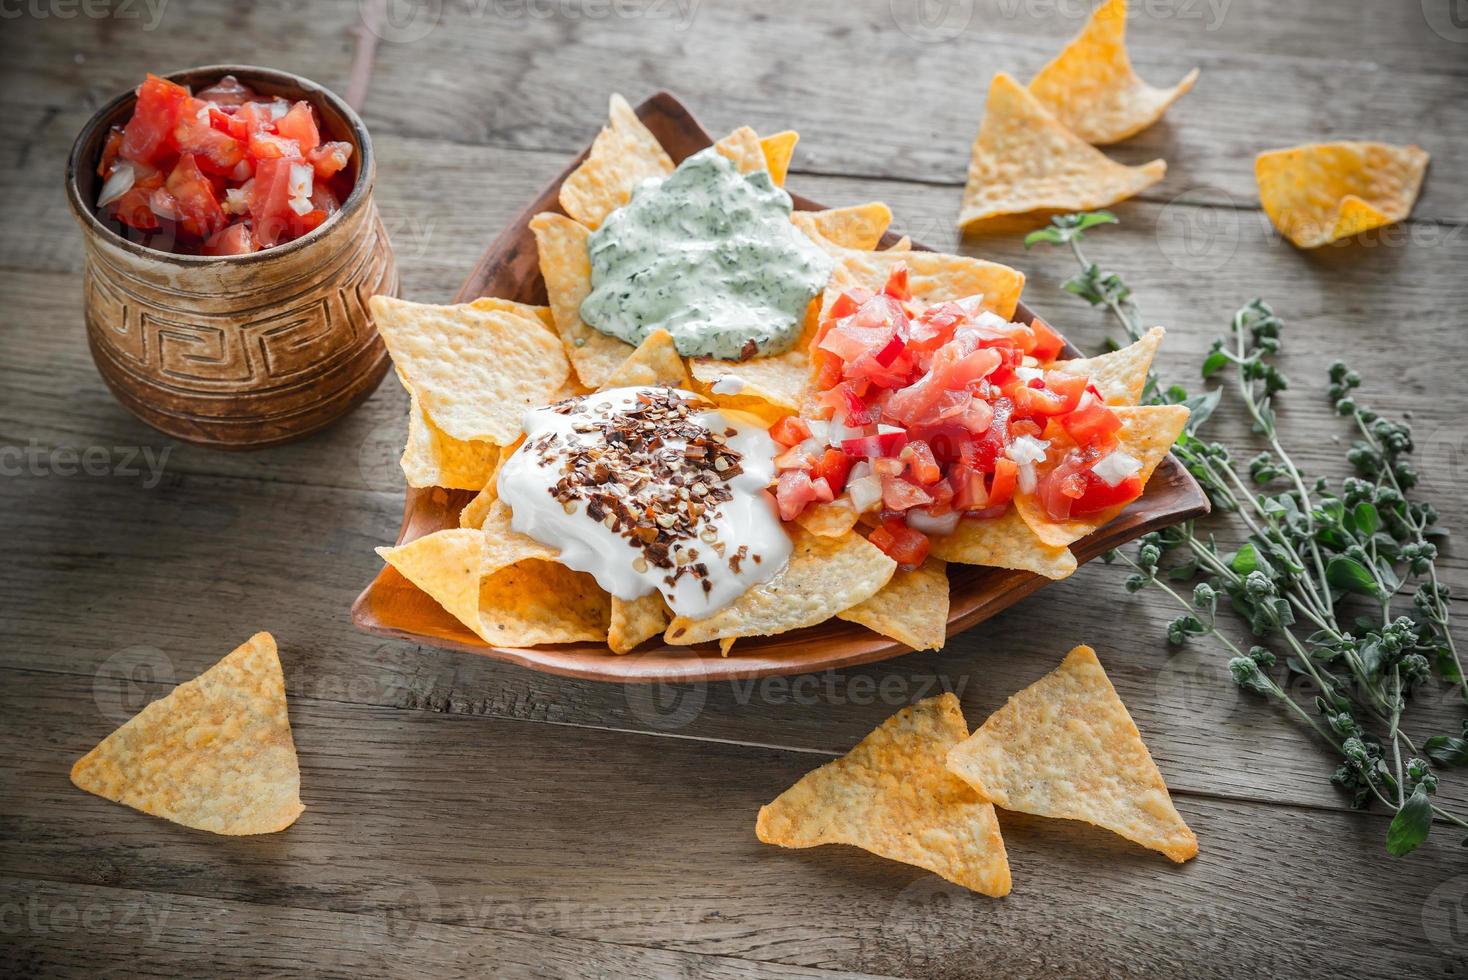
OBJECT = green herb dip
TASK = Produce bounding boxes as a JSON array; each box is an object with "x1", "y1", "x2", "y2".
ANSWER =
[{"x1": 579, "y1": 147, "x2": 834, "y2": 360}]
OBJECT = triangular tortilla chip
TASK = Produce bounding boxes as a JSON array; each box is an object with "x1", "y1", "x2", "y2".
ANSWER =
[
  {"x1": 757, "y1": 694, "x2": 1011, "y2": 896},
  {"x1": 664, "y1": 525, "x2": 896, "y2": 645},
  {"x1": 837, "y1": 559, "x2": 950, "y2": 651},
  {"x1": 947, "y1": 645, "x2": 1197, "y2": 862},
  {"x1": 714, "y1": 125, "x2": 767, "y2": 175},
  {"x1": 1014, "y1": 403, "x2": 1189, "y2": 548},
  {"x1": 1052, "y1": 326, "x2": 1164, "y2": 406},
  {"x1": 559, "y1": 93, "x2": 674, "y2": 230},
  {"x1": 959, "y1": 73, "x2": 1166, "y2": 231},
  {"x1": 886, "y1": 236, "x2": 912, "y2": 252},
  {"x1": 609, "y1": 593, "x2": 671, "y2": 654},
  {"x1": 759, "y1": 130, "x2": 799, "y2": 186},
  {"x1": 1255, "y1": 141, "x2": 1429, "y2": 249},
  {"x1": 823, "y1": 246, "x2": 1026, "y2": 320},
  {"x1": 70, "y1": 632, "x2": 303, "y2": 835},
  {"x1": 377, "y1": 523, "x2": 610, "y2": 646},
  {"x1": 458, "y1": 436, "x2": 520, "y2": 529},
  {"x1": 370, "y1": 295, "x2": 570, "y2": 444},
  {"x1": 928, "y1": 508, "x2": 1078, "y2": 580},
  {"x1": 599, "y1": 329, "x2": 691, "y2": 390},
  {"x1": 469, "y1": 296, "x2": 557, "y2": 336},
  {"x1": 1028, "y1": 0, "x2": 1198, "y2": 145},
  {"x1": 795, "y1": 499, "x2": 860, "y2": 538},
  {"x1": 530, "y1": 212, "x2": 636, "y2": 388},
  {"x1": 792, "y1": 203, "x2": 893, "y2": 251},
  {"x1": 402, "y1": 392, "x2": 500, "y2": 490},
  {"x1": 689, "y1": 346, "x2": 814, "y2": 416}
]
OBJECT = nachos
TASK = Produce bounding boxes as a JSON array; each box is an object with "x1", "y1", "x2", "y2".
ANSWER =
[{"x1": 368, "y1": 95, "x2": 1186, "y2": 655}]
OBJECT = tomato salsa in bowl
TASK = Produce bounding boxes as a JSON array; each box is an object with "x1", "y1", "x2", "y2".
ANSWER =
[{"x1": 65, "y1": 66, "x2": 396, "y2": 448}]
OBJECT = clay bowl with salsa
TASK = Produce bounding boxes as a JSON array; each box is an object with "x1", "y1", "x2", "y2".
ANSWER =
[{"x1": 65, "y1": 65, "x2": 397, "y2": 449}]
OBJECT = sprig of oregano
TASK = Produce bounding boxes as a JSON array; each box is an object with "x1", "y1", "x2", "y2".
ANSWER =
[{"x1": 1026, "y1": 212, "x2": 1463, "y2": 856}]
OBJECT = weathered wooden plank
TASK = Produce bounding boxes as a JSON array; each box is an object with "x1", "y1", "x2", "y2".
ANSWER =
[
  {"x1": 0, "y1": 877, "x2": 890, "y2": 980},
  {"x1": 2, "y1": 671, "x2": 1459, "y2": 978},
  {"x1": 2, "y1": 1, "x2": 1464, "y2": 224}
]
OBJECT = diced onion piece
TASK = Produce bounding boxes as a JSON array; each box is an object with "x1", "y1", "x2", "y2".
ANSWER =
[
  {"x1": 148, "y1": 188, "x2": 178, "y2": 221},
  {"x1": 1017, "y1": 461, "x2": 1038, "y2": 494},
  {"x1": 269, "y1": 98, "x2": 290, "y2": 119},
  {"x1": 803, "y1": 419, "x2": 830, "y2": 444},
  {"x1": 287, "y1": 163, "x2": 313, "y2": 200},
  {"x1": 223, "y1": 186, "x2": 250, "y2": 215},
  {"x1": 96, "y1": 161, "x2": 136, "y2": 207},
  {"x1": 1014, "y1": 365, "x2": 1044, "y2": 382},
  {"x1": 877, "y1": 423, "x2": 904, "y2": 435},
  {"x1": 906, "y1": 509, "x2": 961, "y2": 536},
  {"x1": 1091, "y1": 450, "x2": 1143, "y2": 487},
  {"x1": 1005, "y1": 434, "x2": 1051, "y2": 466},
  {"x1": 847, "y1": 473, "x2": 883, "y2": 513},
  {"x1": 196, "y1": 103, "x2": 211, "y2": 123},
  {"x1": 848, "y1": 460, "x2": 872, "y2": 483},
  {"x1": 288, "y1": 196, "x2": 314, "y2": 216},
  {"x1": 826, "y1": 416, "x2": 866, "y2": 446}
]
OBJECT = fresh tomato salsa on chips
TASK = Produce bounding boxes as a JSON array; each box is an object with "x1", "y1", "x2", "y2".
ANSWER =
[
  {"x1": 367, "y1": 94, "x2": 1189, "y2": 657},
  {"x1": 95, "y1": 73, "x2": 355, "y2": 255}
]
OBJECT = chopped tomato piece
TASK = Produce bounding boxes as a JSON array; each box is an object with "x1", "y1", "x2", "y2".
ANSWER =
[
  {"x1": 868, "y1": 521, "x2": 930, "y2": 567},
  {"x1": 200, "y1": 222, "x2": 258, "y2": 256},
  {"x1": 274, "y1": 101, "x2": 320, "y2": 153},
  {"x1": 901, "y1": 439, "x2": 941, "y2": 484},
  {"x1": 1011, "y1": 371, "x2": 1086, "y2": 417},
  {"x1": 810, "y1": 448, "x2": 852, "y2": 495},
  {"x1": 769, "y1": 415, "x2": 812, "y2": 447},
  {"x1": 1028, "y1": 317, "x2": 1066, "y2": 361},
  {"x1": 108, "y1": 169, "x2": 165, "y2": 231},
  {"x1": 775, "y1": 469, "x2": 824, "y2": 522},
  {"x1": 173, "y1": 107, "x2": 246, "y2": 175},
  {"x1": 97, "y1": 127, "x2": 124, "y2": 177},
  {"x1": 987, "y1": 458, "x2": 1018, "y2": 508},
  {"x1": 1060, "y1": 394, "x2": 1123, "y2": 446},
  {"x1": 247, "y1": 130, "x2": 301, "y2": 160},
  {"x1": 165, "y1": 153, "x2": 227, "y2": 238},
  {"x1": 120, "y1": 74, "x2": 190, "y2": 167},
  {"x1": 881, "y1": 476, "x2": 933, "y2": 511},
  {"x1": 841, "y1": 431, "x2": 908, "y2": 458},
  {"x1": 882, "y1": 263, "x2": 910, "y2": 301},
  {"x1": 307, "y1": 140, "x2": 353, "y2": 180}
]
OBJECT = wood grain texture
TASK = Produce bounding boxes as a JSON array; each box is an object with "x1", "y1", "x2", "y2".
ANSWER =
[{"x1": 2, "y1": 1, "x2": 1467, "y2": 977}]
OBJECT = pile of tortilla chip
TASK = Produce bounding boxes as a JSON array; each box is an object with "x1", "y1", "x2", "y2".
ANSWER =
[
  {"x1": 959, "y1": 0, "x2": 1196, "y2": 230},
  {"x1": 1255, "y1": 141, "x2": 1429, "y2": 248},
  {"x1": 756, "y1": 646, "x2": 1196, "y2": 895},
  {"x1": 71, "y1": 632, "x2": 304, "y2": 835},
  {"x1": 368, "y1": 94, "x2": 1186, "y2": 658}
]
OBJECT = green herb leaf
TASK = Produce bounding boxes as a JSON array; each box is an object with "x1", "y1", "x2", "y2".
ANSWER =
[
  {"x1": 1201, "y1": 351, "x2": 1230, "y2": 378},
  {"x1": 1426, "y1": 735, "x2": 1468, "y2": 768},
  {"x1": 1386, "y1": 785, "x2": 1434, "y2": 856},
  {"x1": 1326, "y1": 555, "x2": 1382, "y2": 599},
  {"x1": 1353, "y1": 502, "x2": 1381, "y2": 536}
]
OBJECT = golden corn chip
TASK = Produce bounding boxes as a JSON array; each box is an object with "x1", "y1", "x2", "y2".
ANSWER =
[
  {"x1": 477, "y1": 559, "x2": 611, "y2": 647},
  {"x1": 402, "y1": 393, "x2": 500, "y2": 490},
  {"x1": 1052, "y1": 326, "x2": 1164, "y2": 406},
  {"x1": 530, "y1": 212, "x2": 637, "y2": 388},
  {"x1": 70, "y1": 632, "x2": 303, "y2": 835},
  {"x1": 559, "y1": 93, "x2": 674, "y2": 230},
  {"x1": 959, "y1": 73, "x2": 1165, "y2": 231},
  {"x1": 600, "y1": 329, "x2": 691, "y2": 390},
  {"x1": 1255, "y1": 141, "x2": 1429, "y2": 248},
  {"x1": 837, "y1": 559, "x2": 950, "y2": 651},
  {"x1": 469, "y1": 296, "x2": 557, "y2": 336},
  {"x1": 824, "y1": 246, "x2": 1026, "y2": 320},
  {"x1": 759, "y1": 130, "x2": 799, "y2": 186},
  {"x1": 757, "y1": 694, "x2": 1011, "y2": 896},
  {"x1": 947, "y1": 645, "x2": 1197, "y2": 862},
  {"x1": 719, "y1": 637, "x2": 737, "y2": 656},
  {"x1": 795, "y1": 499, "x2": 860, "y2": 538},
  {"x1": 458, "y1": 436, "x2": 520, "y2": 529},
  {"x1": 377, "y1": 525, "x2": 608, "y2": 646},
  {"x1": 689, "y1": 347, "x2": 813, "y2": 416},
  {"x1": 791, "y1": 202, "x2": 894, "y2": 251},
  {"x1": 609, "y1": 593, "x2": 671, "y2": 654},
  {"x1": 370, "y1": 295, "x2": 570, "y2": 445},
  {"x1": 714, "y1": 125, "x2": 767, "y2": 175},
  {"x1": 664, "y1": 525, "x2": 896, "y2": 645},
  {"x1": 1028, "y1": 0, "x2": 1198, "y2": 146},
  {"x1": 1015, "y1": 403, "x2": 1189, "y2": 548},
  {"x1": 928, "y1": 508, "x2": 1078, "y2": 580},
  {"x1": 886, "y1": 236, "x2": 912, "y2": 252}
]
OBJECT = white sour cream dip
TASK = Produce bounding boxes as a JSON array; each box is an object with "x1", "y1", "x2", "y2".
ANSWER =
[{"x1": 497, "y1": 386, "x2": 791, "y2": 619}]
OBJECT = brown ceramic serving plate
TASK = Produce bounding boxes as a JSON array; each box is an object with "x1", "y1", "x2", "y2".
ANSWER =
[{"x1": 351, "y1": 91, "x2": 1209, "y2": 683}]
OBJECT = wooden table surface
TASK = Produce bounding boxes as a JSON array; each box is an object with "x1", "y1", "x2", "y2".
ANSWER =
[{"x1": 3, "y1": 2, "x2": 1466, "y2": 977}]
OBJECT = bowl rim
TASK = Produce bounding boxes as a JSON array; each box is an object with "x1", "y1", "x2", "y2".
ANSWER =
[
  {"x1": 350, "y1": 90, "x2": 1210, "y2": 683},
  {"x1": 65, "y1": 64, "x2": 375, "y2": 265}
]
